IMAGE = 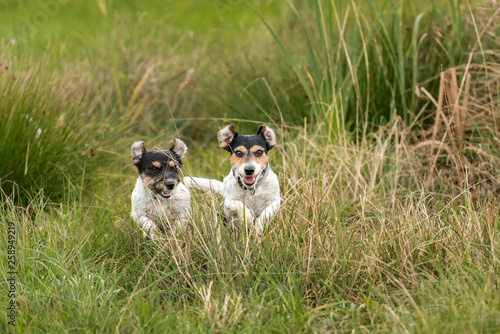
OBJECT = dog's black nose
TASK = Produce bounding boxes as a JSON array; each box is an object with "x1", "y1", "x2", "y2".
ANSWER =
[
  {"x1": 244, "y1": 167, "x2": 255, "y2": 175},
  {"x1": 165, "y1": 181, "x2": 176, "y2": 190}
]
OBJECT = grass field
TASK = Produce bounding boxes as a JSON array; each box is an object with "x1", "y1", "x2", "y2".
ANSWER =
[{"x1": 1, "y1": 0, "x2": 500, "y2": 332}]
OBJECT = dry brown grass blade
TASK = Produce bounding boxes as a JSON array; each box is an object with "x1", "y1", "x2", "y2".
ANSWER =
[
  {"x1": 446, "y1": 68, "x2": 460, "y2": 151},
  {"x1": 432, "y1": 72, "x2": 445, "y2": 139},
  {"x1": 461, "y1": 72, "x2": 472, "y2": 151},
  {"x1": 427, "y1": 71, "x2": 454, "y2": 183}
]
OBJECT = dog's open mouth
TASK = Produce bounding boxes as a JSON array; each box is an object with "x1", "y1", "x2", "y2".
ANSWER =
[
  {"x1": 160, "y1": 190, "x2": 172, "y2": 198},
  {"x1": 243, "y1": 176, "x2": 256, "y2": 186}
]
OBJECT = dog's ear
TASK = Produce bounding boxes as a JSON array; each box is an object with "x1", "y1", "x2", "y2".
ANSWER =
[
  {"x1": 257, "y1": 125, "x2": 277, "y2": 150},
  {"x1": 170, "y1": 138, "x2": 187, "y2": 159},
  {"x1": 218, "y1": 125, "x2": 238, "y2": 152},
  {"x1": 131, "y1": 141, "x2": 146, "y2": 164}
]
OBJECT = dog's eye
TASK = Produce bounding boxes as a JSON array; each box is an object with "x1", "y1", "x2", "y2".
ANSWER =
[
  {"x1": 255, "y1": 150, "x2": 264, "y2": 157},
  {"x1": 152, "y1": 166, "x2": 159, "y2": 171},
  {"x1": 235, "y1": 151, "x2": 244, "y2": 158}
]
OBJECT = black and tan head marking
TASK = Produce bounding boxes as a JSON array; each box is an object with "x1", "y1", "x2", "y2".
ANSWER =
[
  {"x1": 131, "y1": 139, "x2": 187, "y2": 199},
  {"x1": 230, "y1": 145, "x2": 248, "y2": 169},
  {"x1": 249, "y1": 144, "x2": 268, "y2": 167},
  {"x1": 218, "y1": 124, "x2": 277, "y2": 188},
  {"x1": 218, "y1": 124, "x2": 276, "y2": 158}
]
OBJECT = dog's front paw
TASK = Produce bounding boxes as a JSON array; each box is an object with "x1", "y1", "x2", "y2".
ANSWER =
[
  {"x1": 141, "y1": 219, "x2": 162, "y2": 241},
  {"x1": 143, "y1": 229, "x2": 162, "y2": 241},
  {"x1": 244, "y1": 212, "x2": 257, "y2": 227},
  {"x1": 253, "y1": 218, "x2": 265, "y2": 235}
]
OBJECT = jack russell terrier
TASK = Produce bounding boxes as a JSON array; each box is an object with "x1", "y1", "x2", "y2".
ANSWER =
[
  {"x1": 130, "y1": 139, "x2": 191, "y2": 239},
  {"x1": 184, "y1": 125, "x2": 280, "y2": 233}
]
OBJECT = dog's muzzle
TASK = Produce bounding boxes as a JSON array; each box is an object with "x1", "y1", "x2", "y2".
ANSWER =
[
  {"x1": 234, "y1": 163, "x2": 269, "y2": 194},
  {"x1": 156, "y1": 180, "x2": 176, "y2": 199},
  {"x1": 240, "y1": 166, "x2": 256, "y2": 185}
]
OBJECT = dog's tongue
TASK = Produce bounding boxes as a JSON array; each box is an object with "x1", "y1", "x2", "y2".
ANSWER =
[{"x1": 243, "y1": 176, "x2": 255, "y2": 185}]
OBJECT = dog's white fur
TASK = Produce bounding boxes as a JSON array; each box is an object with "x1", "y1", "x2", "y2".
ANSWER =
[
  {"x1": 184, "y1": 125, "x2": 280, "y2": 233},
  {"x1": 131, "y1": 178, "x2": 191, "y2": 239}
]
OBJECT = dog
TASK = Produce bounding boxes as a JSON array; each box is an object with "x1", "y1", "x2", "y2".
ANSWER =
[
  {"x1": 130, "y1": 139, "x2": 191, "y2": 239},
  {"x1": 184, "y1": 125, "x2": 280, "y2": 233}
]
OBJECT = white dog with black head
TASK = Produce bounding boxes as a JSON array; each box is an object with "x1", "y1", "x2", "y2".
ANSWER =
[
  {"x1": 184, "y1": 125, "x2": 280, "y2": 233},
  {"x1": 131, "y1": 139, "x2": 191, "y2": 239}
]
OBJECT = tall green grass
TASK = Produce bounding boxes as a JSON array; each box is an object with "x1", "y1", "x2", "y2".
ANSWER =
[
  {"x1": 255, "y1": 0, "x2": 493, "y2": 138},
  {"x1": 0, "y1": 0, "x2": 499, "y2": 332},
  {"x1": 1, "y1": 129, "x2": 499, "y2": 332},
  {"x1": 0, "y1": 58, "x2": 96, "y2": 201}
]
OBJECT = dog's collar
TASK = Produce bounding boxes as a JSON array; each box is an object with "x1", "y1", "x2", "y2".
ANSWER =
[{"x1": 233, "y1": 163, "x2": 270, "y2": 195}]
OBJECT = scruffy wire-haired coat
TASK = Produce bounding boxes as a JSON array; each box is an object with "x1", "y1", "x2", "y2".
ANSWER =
[{"x1": 131, "y1": 139, "x2": 191, "y2": 239}]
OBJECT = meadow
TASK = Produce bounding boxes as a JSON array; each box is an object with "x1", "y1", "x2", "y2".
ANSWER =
[{"x1": 0, "y1": 0, "x2": 499, "y2": 332}]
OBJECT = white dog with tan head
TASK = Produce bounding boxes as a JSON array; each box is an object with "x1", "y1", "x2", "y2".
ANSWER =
[{"x1": 184, "y1": 125, "x2": 280, "y2": 233}]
